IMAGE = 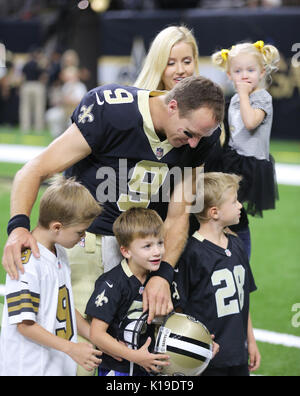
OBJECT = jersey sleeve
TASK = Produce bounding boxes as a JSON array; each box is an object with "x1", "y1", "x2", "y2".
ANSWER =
[
  {"x1": 85, "y1": 276, "x2": 123, "y2": 325},
  {"x1": 71, "y1": 87, "x2": 110, "y2": 153},
  {"x1": 5, "y1": 250, "x2": 41, "y2": 325}
]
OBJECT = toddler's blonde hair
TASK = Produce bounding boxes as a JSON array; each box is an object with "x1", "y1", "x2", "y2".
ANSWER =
[{"x1": 212, "y1": 41, "x2": 280, "y2": 86}]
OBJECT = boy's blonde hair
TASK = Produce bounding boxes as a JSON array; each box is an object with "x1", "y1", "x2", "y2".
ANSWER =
[
  {"x1": 194, "y1": 172, "x2": 242, "y2": 223},
  {"x1": 135, "y1": 25, "x2": 199, "y2": 91},
  {"x1": 212, "y1": 41, "x2": 280, "y2": 87},
  {"x1": 113, "y1": 207, "x2": 164, "y2": 248},
  {"x1": 38, "y1": 175, "x2": 102, "y2": 228}
]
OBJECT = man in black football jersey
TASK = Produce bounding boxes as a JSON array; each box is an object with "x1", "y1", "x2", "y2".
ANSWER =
[
  {"x1": 174, "y1": 172, "x2": 260, "y2": 376},
  {"x1": 3, "y1": 76, "x2": 224, "y2": 328}
]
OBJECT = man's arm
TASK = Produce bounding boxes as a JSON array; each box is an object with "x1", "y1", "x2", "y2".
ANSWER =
[
  {"x1": 2, "y1": 123, "x2": 92, "y2": 279},
  {"x1": 143, "y1": 167, "x2": 199, "y2": 323}
]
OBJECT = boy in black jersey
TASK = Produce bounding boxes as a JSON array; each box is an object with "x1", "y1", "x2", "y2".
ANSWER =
[
  {"x1": 85, "y1": 208, "x2": 171, "y2": 376},
  {"x1": 174, "y1": 172, "x2": 260, "y2": 376}
]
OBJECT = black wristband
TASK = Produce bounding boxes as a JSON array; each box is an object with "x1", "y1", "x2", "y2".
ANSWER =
[
  {"x1": 150, "y1": 260, "x2": 174, "y2": 286},
  {"x1": 7, "y1": 214, "x2": 30, "y2": 236}
]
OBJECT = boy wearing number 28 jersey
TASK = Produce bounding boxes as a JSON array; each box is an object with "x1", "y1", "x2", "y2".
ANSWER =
[{"x1": 174, "y1": 172, "x2": 260, "y2": 376}]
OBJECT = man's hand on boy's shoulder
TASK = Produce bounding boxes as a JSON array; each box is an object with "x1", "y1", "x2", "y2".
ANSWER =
[{"x1": 2, "y1": 228, "x2": 40, "y2": 280}]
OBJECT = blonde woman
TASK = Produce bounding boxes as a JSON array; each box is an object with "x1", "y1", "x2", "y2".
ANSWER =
[{"x1": 135, "y1": 25, "x2": 199, "y2": 91}]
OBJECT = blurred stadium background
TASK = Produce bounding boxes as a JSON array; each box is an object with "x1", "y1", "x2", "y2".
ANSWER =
[{"x1": 0, "y1": 0, "x2": 300, "y2": 376}]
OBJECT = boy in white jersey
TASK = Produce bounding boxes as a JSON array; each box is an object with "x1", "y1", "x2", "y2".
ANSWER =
[{"x1": 0, "y1": 176, "x2": 102, "y2": 376}]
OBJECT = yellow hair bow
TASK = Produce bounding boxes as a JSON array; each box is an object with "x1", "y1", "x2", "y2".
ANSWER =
[
  {"x1": 253, "y1": 40, "x2": 265, "y2": 52},
  {"x1": 221, "y1": 49, "x2": 229, "y2": 61}
]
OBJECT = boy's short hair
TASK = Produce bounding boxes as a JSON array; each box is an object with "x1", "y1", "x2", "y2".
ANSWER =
[
  {"x1": 165, "y1": 76, "x2": 225, "y2": 123},
  {"x1": 38, "y1": 175, "x2": 102, "y2": 228},
  {"x1": 113, "y1": 207, "x2": 164, "y2": 248},
  {"x1": 194, "y1": 172, "x2": 242, "y2": 223}
]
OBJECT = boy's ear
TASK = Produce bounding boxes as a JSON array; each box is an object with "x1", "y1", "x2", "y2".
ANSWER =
[
  {"x1": 120, "y1": 245, "x2": 131, "y2": 259},
  {"x1": 49, "y1": 221, "x2": 63, "y2": 233},
  {"x1": 209, "y1": 206, "x2": 219, "y2": 220}
]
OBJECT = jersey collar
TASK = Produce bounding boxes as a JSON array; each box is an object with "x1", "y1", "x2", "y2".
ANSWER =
[
  {"x1": 192, "y1": 231, "x2": 232, "y2": 257},
  {"x1": 137, "y1": 89, "x2": 174, "y2": 160}
]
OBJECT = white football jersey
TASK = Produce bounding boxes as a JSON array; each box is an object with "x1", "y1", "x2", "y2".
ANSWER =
[{"x1": 0, "y1": 243, "x2": 78, "y2": 376}]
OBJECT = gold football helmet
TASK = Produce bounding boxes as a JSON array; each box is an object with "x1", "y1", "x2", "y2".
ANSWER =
[
  {"x1": 118, "y1": 310, "x2": 213, "y2": 376},
  {"x1": 154, "y1": 312, "x2": 213, "y2": 376}
]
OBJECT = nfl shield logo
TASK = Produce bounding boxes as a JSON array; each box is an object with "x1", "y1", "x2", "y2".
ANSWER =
[{"x1": 156, "y1": 147, "x2": 164, "y2": 159}]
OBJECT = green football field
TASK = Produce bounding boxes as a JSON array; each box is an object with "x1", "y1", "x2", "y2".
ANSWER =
[{"x1": 0, "y1": 128, "x2": 299, "y2": 376}]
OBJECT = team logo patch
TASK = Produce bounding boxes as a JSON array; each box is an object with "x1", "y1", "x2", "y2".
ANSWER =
[
  {"x1": 225, "y1": 249, "x2": 232, "y2": 257},
  {"x1": 156, "y1": 147, "x2": 164, "y2": 159},
  {"x1": 139, "y1": 286, "x2": 144, "y2": 295},
  {"x1": 95, "y1": 290, "x2": 109, "y2": 307},
  {"x1": 78, "y1": 104, "x2": 94, "y2": 124},
  {"x1": 78, "y1": 238, "x2": 85, "y2": 248}
]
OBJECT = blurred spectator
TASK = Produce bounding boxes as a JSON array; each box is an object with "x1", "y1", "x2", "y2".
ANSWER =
[
  {"x1": 0, "y1": 51, "x2": 21, "y2": 126},
  {"x1": 19, "y1": 48, "x2": 47, "y2": 133},
  {"x1": 46, "y1": 49, "x2": 62, "y2": 88},
  {"x1": 61, "y1": 49, "x2": 80, "y2": 69},
  {"x1": 45, "y1": 65, "x2": 87, "y2": 138}
]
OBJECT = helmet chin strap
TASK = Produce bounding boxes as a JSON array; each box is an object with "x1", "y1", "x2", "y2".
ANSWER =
[{"x1": 129, "y1": 361, "x2": 134, "y2": 377}]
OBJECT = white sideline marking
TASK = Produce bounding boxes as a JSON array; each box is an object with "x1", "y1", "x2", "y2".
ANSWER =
[
  {"x1": 0, "y1": 144, "x2": 300, "y2": 185},
  {"x1": 0, "y1": 144, "x2": 45, "y2": 164},
  {"x1": 275, "y1": 163, "x2": 300, "y2": 186},
  {"x1": 254, "y1": 328, "x2": 300, "y2": 349},
  {"x1": 0, "y1": 284, "x2": 5, "y2": 296}
]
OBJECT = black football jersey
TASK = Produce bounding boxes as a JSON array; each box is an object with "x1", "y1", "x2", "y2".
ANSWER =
[
  {"x1": 85, "y1": 259, "x2": 148, "y2": 374},
  {"x1": 174, "y1": 232, "x2": 257, "y2": 368},
  {"x1": 65, "y1": 84, "x2": 220, "y2": 235}
]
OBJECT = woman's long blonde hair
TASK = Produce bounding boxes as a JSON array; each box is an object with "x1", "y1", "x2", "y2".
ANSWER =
[{"x1": 135, "y1": 25, "x2": 199, "y2": 91}]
